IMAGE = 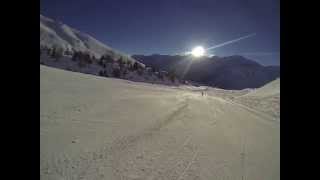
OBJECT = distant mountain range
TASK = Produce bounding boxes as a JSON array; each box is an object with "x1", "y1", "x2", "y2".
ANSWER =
[
  {"x1": 132, "y1": 54, "x2": 280, "y2": 90},
  {"x1": 40, "y1": 14, "x2": 279, "y2": 90}
]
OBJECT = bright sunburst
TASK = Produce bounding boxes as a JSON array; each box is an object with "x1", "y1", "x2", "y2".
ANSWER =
[{"x1": 191, "y1": 46, "x2": 205, "y2": 57}]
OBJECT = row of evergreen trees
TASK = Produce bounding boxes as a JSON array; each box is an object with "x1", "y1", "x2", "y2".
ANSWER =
[
  {"x1": 40, "y1": 46, "x2": 64, "y2": 60},
  {"x1": 98, "y1": 55, "x2": 143, "y2": 71},
  {"x1": 97, "y1": 55, "x2": 147, "y2": 79},
  {"x1": 71, "y1": 51, "x2": 96, "y2": 68},
  {"x1": 40, "y1": 45, "x2": 179, "y2": 83}
]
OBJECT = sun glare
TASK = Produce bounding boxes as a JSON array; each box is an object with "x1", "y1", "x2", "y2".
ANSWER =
[{"x1": 191, "y1": 46, "x2": 205, "y2": 57}]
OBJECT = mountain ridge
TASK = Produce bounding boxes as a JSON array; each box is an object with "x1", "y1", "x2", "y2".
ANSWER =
[
  {"x1": 132, "y1": 54, "x2": 280, "y2": 89},
  {"x1": 40, "y1": 14, "x2": 138, "y2": 64}
]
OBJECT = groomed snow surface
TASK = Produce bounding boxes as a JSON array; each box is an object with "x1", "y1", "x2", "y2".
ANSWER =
[{"x1": 41, "y1": 65, "x2": 279, "y2": 180}]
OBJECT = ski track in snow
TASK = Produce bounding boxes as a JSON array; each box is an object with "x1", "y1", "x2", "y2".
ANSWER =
[{"x1": 40, "y1": 65, "x2": 280, "y2": 180}]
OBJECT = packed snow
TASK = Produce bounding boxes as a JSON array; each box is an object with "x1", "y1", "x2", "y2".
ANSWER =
[
  {"x1": 234, "y1": 78, "x2": 280, "y2": 120},
  {"x1": 41, "y1": 65, "x2": 279, "y2": 180}
]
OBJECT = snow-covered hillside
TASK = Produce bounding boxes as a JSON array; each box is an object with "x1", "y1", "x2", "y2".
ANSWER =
[
  {"x1": 40, "y1": 14, "x2": 137, "y2": 63},
  {"x1": 234, "y1": 78, "x2": 280, "y2": 120},
  {"x1": 40, "y1": 53, "x2": 180, "y2": 86},
  {"x1": 243, "y1": 78, "x2": 280, "y2": 97},
  {"x1": 40, "y1": 14, "x2": 185, "y2": 85},
  {"x1": 41, "y1": 65, "x2": 279, "y2": 180}
]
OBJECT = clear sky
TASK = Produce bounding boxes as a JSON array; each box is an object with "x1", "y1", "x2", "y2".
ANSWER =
[{"x1": 40, "y1": 0, "x2": 280, "y2": 66}]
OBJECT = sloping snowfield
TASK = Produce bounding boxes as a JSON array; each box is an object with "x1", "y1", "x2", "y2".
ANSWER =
[
  {"x1": 234, "y1": 79, "x2": 280, "y2": 120},
  {"x1": 40, "y1": 65, "x2": 279, "y2": 180},
  {"x1": 40, "y1": 15, "x2": 138, "y2": 64}
]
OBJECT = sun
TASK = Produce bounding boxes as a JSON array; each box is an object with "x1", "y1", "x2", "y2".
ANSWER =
[{"x1": 191, "y1": 46, "x2": 205, "y2": 57}]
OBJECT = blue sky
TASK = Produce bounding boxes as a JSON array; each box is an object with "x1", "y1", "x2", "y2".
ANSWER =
[{"x1": 41, "y1": 0, "x2": 279, "y2": 65}]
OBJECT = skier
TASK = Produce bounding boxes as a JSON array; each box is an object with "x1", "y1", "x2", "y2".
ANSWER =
[{"x1": 201, "y1": 91, "x2": 204, "y2": 96}]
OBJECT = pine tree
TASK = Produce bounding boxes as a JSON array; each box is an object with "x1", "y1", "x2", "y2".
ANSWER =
[
  {"x1": 112, "y1": 68, "x2": 121, "y2": 78},
  {"x1": 47, "y1": 48, "x2": 52, "y2": 56},
  {"x1": 72, "y1": 51, "x2": 78, "y2": 61},
  {"x1": 122, "y1": 69, "x2": 128, "y2": 77},
  {"x1": 50, "y1": 47, "x2": 56, "y2": 58},
  {"x1": 104, "y1": 70, "x2": 109, "y2": 77},
  {"x1": 99, "y1": 70, "x2": 103, "y2": 76},
  {"x1": 84, "y1": 53, "x2": 92, "y2": 64},
  {"x1": 137, "y1": 69, "x2": 143, "y2": 76},
  {"x1": 105, "y1": 55, "x2": 113, "y2": 63},
  {"x1": 118, "y1": 57, "x2": 125, "y2": 69},
  {"x1": 54, "y1": 48, "x2": 63, "y2": 61},
  {"x1": 168, "y1": 70, "x2": 176, "y2": 83},
  {"x1": 157, "y1": 72, "x2": 164, "y2": 81},
  {"x1": 151, "y1": 67, "x2": 157, "y2": 73},
  {"x1": 133, "y1": 62, "x2": 139, "y2": 70}
]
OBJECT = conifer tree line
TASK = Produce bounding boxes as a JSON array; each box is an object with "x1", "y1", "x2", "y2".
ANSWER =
[{"x1": 40, "y1": 45, "x2": 181, "y2": 83}]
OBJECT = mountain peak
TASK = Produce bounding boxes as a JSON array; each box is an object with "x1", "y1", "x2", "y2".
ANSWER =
[{"x1": 40, "y1": 14, "x2": 140, "y2": 65}]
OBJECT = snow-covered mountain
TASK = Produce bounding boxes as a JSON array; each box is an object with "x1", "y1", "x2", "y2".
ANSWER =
[
  {"x1": 40, "y1": 15, "x2": 183, "y2": 85},
  {"x1": 133, "y1": 54, "x2": 280, "y2": 90},
  {"x1": 40, "y1": 14, "x2": 137, "y2": 63}
]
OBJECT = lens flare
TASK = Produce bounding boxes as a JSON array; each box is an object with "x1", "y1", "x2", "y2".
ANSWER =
[{"x1": 191, "y1": 46, "x2": 205, "y2": 57}]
